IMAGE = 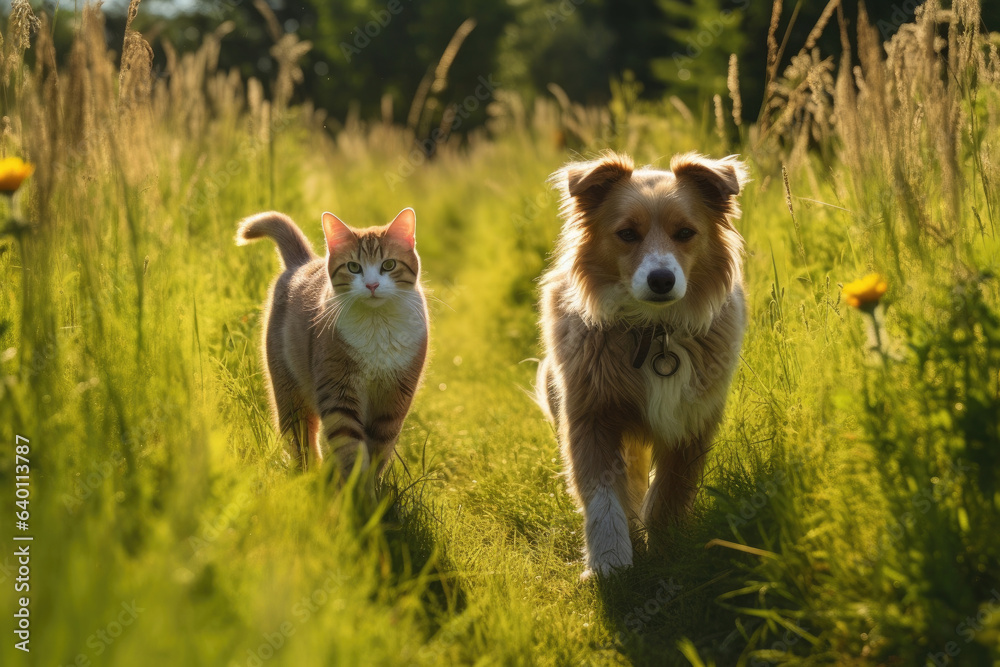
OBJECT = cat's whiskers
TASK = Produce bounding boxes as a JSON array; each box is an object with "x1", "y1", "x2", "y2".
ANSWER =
[
  {"x1": 422, "y1": 292, "x2": 454, "y2": 313},
  {"x1": 312, "y1": 291, "x2": 359, "y2": 337},
  {"x1": 390, "y1": 290, "x2": 426, "y2": 320},
  {"x1": 410, "y1": 292, "x2": 429, "y2": 316}
]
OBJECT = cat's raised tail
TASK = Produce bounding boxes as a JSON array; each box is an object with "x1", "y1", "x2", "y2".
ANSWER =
[{"x1": 236, "y1": 211, "x2": 318, "y2": 268}]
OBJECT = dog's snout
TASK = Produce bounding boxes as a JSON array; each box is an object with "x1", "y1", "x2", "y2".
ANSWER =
[{"x1": 647, "y1": 270, "x2": 675, "y2": 295}]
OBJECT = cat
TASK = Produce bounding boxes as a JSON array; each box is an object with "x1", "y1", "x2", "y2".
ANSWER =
[{"x1": 236, "y1": 208, "x2": 429, "y2": 478}]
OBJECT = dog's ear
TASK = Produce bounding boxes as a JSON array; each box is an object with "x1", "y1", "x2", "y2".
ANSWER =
[
  {"x1": 555, "y1": 152, "x2": 634, "y2": 209},
  {"x1": 670, "y1": 153, "x2": 748, "y2": 215}
]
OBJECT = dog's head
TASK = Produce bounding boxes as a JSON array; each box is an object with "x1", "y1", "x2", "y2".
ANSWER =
[{"x1": 550, "y1": 151, "x2": 747, "y2": 330}]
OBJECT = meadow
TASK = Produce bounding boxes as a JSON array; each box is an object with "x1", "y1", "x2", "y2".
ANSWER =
[{"x1": 1, "y1": 1, "x2": 999, "y2": 665}]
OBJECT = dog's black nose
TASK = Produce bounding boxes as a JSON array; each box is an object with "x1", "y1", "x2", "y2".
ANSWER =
[{"x1": 647, "y1": 270, "x2": 675, "y2": 295}]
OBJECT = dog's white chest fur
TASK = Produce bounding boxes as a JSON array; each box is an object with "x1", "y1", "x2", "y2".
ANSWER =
[
  {"x1": 640, "y1": 331, "x2": 741, "y2": 446},
  {"x1": 641, "y1": 349, "x2": 714, "y2": 445},
  {"x1": 642, "y1": 347, "x2": 697, "y2": 444},
  {"x1": 338, "y1": 301, "x2": 426, "y2": 375}
]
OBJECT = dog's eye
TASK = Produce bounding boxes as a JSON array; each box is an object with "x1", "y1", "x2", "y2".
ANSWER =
[
  {"x1": 616, "y1": 229, "x2": 641, "y2": 243},
  {"x1": 674, "y1": 228, "x2": 697, "y2": 242},
  {"x1": 381, "y1": 259, "x2": 396, "y2": 272},
  {"x1": 347, "y1": 261, "x2": 362, "y2": 274}
]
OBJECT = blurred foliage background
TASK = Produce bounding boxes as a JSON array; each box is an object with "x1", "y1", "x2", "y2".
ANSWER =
[{"x1": 34, "y1": 0, "x2": 1000, "y2": 136}]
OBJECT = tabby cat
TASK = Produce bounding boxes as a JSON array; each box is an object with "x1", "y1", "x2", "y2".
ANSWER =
[{"x1": 236, "y1": 208, "x2": 429, "y2": 476}]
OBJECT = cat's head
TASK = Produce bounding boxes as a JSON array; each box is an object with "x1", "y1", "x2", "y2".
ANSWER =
[{"x1": 322, "y1": 208, "x2": 421, "y2": 307}]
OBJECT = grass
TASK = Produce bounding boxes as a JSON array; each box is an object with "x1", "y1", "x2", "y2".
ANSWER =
[{"x1": 2, "y1": 1, "x2": 1000, "y2": 665}]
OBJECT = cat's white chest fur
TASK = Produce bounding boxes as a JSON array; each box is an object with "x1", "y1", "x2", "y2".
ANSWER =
[{"x1": 337, "y1": 298, "x2": 427, "y2": 375}]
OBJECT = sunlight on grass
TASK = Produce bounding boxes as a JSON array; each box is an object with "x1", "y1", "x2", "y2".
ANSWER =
[{"x1": 1, "y1": 1, "x2": 999, "y2": 666}]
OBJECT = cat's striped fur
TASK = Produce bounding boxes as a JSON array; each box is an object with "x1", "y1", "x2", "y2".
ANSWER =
[{"x1": 236, "y1": 209, "x2": 428, "y2": 477}]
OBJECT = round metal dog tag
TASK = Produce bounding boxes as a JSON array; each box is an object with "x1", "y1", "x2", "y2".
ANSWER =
[{"x1": 651, "y1": 351, "x2": 680, "y2": 377}]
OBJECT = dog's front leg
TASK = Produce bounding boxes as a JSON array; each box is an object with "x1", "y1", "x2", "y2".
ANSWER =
[
  {"x1": 641, "y1": 439, "x2": 710, "y2": 539},
  {"x1": 564, "y1": 418, "x2": 633, "y2": 580}
]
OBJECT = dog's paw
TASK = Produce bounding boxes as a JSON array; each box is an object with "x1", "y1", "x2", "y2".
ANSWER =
[
  {"x1": 582, "y1": 487, "x2": 634, "y2": 581},
  {"x1": 581, "y1": 550, "x2": 633, "y2": 582},
  {"x1": 579, "y1": 562, "x2": 630, "y2": 582}
]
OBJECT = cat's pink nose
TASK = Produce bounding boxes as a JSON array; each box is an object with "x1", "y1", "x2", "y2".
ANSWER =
[{"x1": 366, "y1": 282, "x2": 380, "y2": 295}]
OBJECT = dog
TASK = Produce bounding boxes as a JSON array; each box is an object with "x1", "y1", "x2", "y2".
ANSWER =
[{"x1": 535, "y1": 151, "x2": 748, "y2": 579}]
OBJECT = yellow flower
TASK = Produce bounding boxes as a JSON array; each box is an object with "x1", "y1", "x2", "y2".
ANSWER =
[
  {"x1": 0, "y1": 157, "x2": 35, "y2": 194},
  {"x1": 843, "y1": 273, "x2": 888, "y2": 309}
]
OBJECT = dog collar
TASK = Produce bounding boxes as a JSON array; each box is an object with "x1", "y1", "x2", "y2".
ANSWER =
[{"x1": 631, "y1": 324, "x2": 680, "y2": 377}]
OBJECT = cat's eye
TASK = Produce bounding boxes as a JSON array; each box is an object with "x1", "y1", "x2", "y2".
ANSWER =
[
  {"x1": 381, "y1": 259, "x2": 396, "y2": 272},
  {"x1": 674, "y1": 228, "x2": 697, "y2": 242},
  {"x1": 346, "y1": 261, "x2": 362, "y2": 274},
  {"x1": 616, "y1": 228, "x2": 641, "y2": 243}
]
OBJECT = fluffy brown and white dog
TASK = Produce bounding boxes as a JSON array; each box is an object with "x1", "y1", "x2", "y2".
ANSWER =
[{"x1": 536, "y1": 151, "x2": 748, "y2": 579}]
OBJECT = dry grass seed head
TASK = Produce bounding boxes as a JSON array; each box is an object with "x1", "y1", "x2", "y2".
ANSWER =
[
  {"x1": 713, "y1": 94, "x2": 726, "y2": 144},
  {"x1": 5, "y1": 0, "x2": 40, "y2": 85},
  {"x1": 728, "y1": 54, "x2": 742, "y2": 127}
]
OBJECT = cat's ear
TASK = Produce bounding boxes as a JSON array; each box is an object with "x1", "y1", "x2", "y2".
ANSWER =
[
  {"x1": 386, "y1": 208, "x2": 416, "y2": 249},
  {"x1": 322, "y1": 212, "x2": 355, "y2": 253}
]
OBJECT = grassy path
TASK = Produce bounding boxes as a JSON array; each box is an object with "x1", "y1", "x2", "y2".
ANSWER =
[{"x1": 3, "y1": 5, "x2": 1000, "y2": 663}]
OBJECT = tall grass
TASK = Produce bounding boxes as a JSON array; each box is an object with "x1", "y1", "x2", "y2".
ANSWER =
[{"x1": 1, "y1": 1, "x2": 998, "y2": 665}]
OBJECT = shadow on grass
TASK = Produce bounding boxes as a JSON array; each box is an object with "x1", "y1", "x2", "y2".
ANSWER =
[
  {"x1": 319, "y1": 442, "x2": 467, "y2": 640},
  {"x1": 590, "y1": 532, "x2": 747, "y2": 665},
  {"x1": 379, "y1": 463, "x2": 468, "y2": 630},
  {"x1": 590, "y1": 469, "x2": 793, "y2": 667}
]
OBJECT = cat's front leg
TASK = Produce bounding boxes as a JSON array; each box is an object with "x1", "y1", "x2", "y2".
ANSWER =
[
  {"x1": 324, "y1": 415, "x2": 369, "y2": 477},
  {"x1": 365, "y1": 413, "x2": 405, "y2": 474},
  {"x1": 315, "y1": 383, "x2": 369, "y2": 479}
]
